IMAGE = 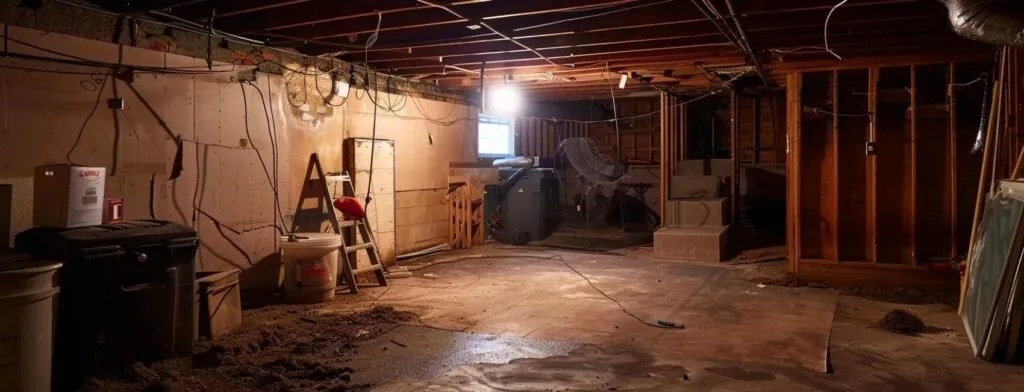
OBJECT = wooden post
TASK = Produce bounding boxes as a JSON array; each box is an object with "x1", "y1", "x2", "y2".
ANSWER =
[
  {"x1": 754, "y1": 97, "x2": 761, "y2": 165},
  {"x1": 949, "y1": 62, "x2": 959, "y2": 259},
  {"x1": 787, "y1": 73, "x2": 803, "y2": 273},
  {"x1": 659, "y1": 91, "x2": 671, "y2": 227},
  {"x1": 731, "y1": 89, "x2": 740, "y2": 227},
  {"x1": 910, "y1": 65, "x2": 918, "y2": 266},
  {"x1": 869, "y1": 67, "x2": 879, "y2": 263},
  {"x1": 832, "y1": 71, "x2": 841, "y2": 262}
]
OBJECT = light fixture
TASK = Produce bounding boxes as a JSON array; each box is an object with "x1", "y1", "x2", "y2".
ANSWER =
[
  {"x1": 466, "y1": 24, "x2": 481, "y2": 30},
  {"x1": 489, "y1": 85, "x2": 521, "y2": 116},
  {"x1": 618, "y1": 74, "x2": 628, "y2": 89}
]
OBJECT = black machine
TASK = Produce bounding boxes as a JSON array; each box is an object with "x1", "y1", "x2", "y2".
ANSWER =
[
  {"x1": 15, "y1": 220, "x2": 198, "y2": 391},
  {"x1": 486, "y1": 157, "x2": 562, "y2": 245}
]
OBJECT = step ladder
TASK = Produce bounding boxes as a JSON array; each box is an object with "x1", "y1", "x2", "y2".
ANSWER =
[{"x1": 290, "y1": 153, "x2": 388, "y2": 294}]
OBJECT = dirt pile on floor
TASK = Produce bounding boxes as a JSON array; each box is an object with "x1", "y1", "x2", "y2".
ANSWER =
[
  {"x1": 750, "y1": 274, "x2": 808, "y2": 287},
  {"x1": 878, "y1": 309, "x2": 926, "y2": 334},
  {"x1": 81, "y1": 305, "x2": 415, "y2": 392}
]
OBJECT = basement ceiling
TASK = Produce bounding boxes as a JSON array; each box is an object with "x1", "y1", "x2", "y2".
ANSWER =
[{"x1": 86, "y1": 0, "x2": 986, "y2": 100}]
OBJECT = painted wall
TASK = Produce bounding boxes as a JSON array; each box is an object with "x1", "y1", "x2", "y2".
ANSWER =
[{"x1": 0, "y1": 25, "x2": 474, "y2": 289}]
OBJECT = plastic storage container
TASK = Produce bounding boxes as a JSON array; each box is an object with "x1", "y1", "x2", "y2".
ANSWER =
[
  {"x1": 280, "y1": 233, "x2": 340, "y2": 304},
  {"x1": 15, "y1": 220, "x2": 197, "y2": 392},
  {"x1": 0, "y1": 255, "x2": 61, "y2": 392}
]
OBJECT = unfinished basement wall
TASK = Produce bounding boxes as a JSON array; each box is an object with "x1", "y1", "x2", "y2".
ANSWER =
[
  {"x1": 0, "y1": 25, "x2": 474, "y2": 289},
  {"x1": 786, "y1": 61, "x2": 991, "y2": 288}
]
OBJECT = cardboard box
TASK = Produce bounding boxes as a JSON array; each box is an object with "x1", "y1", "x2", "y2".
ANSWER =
[
  {"x1": 33, "y1": 164, "x2": 106, "y2": 228},
  {"x1": 196, "y1": 270, "x2": 242, "y2": 340}
]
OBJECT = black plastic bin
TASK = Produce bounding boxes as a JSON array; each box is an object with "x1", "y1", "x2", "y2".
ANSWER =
[{"x1": 15, "y1": 220, "x2": 198, "y2": 392}]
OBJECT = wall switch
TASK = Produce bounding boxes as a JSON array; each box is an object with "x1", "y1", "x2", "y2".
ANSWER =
[{"x1": 865, "y1": 141, "x2": 877, "y2": 156}]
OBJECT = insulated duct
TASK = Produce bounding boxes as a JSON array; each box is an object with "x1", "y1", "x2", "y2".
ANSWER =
[{"x1": 940, "y1": 0, "x2": 1024, "y2": 47}]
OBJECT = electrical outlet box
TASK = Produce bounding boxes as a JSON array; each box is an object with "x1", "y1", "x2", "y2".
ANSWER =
[{"x1": 107, "y1": 98, "x2": 124, "y2": 110}]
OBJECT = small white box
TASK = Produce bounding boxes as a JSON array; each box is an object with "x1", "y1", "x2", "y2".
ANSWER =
[{"x1": 33, "y1": 164, "x2": 106, "y2": 228}]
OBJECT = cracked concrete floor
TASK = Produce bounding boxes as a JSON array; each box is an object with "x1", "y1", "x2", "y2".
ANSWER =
[{"x1": 305, "y1": 246, "x2": 1024, "y2": 391}]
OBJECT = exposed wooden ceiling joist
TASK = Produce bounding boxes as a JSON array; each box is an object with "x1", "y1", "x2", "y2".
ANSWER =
[{"x1": 84, "y1": 0, "x2": 989, "y2": 100}]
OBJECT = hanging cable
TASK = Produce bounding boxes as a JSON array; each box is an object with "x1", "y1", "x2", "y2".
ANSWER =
[
  {"x1": 824, "y1": 0, "x2": 850, "y2": 60},
  {"x1": 66, "y1": 72, "x2": 111, "y2": 165},
  {"x1": 239, "y1": 82, "x2": 287, "y2": 234}
]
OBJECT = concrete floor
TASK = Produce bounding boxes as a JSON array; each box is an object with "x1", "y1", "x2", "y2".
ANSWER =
[{"x1": 309, "y1": 245, "x2": 1024, "y2": 391}]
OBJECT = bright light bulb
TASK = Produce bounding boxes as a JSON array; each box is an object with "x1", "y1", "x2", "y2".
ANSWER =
[{"x1": 489, "y1": 86, "x2": 521, "y2": 116}]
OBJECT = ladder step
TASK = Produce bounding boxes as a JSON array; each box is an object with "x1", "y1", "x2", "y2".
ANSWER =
[
  {"x1": 338, "y1": 220, "x2": 361, "y2": 228},
  {"x1": 353, "y1": 264, "x2": 383, "y2": 274},
  {"x1": 344, "y1": 242, "x2": 375, "y2": 253}
]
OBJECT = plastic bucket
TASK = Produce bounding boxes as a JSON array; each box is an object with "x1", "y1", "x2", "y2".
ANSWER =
[
  {"x1": 280, "y1": 234, "x2": 340, "y2": 304},
  {"x1": 0, "y1": 258, "x2": 61, "y2": 392}
]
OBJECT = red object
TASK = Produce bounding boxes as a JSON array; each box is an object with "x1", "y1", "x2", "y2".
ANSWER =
[
  {"x1": 333, "y1": 197, "x2": 366, "y2": 219},
  {"x1": 103, "y1": 198, "x2": 124, "y2": 224}
]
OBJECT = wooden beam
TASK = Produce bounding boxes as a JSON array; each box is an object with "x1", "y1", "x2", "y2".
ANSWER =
[
  {"x1": 731, "y1": 88, "x2": 741, "y2": 228},
  {"x1": 754, "y1": 96, "x2": 761, "y2": 164},
  {"x1": 910, "y1": 65, "x2": 918, "y2": 266},
  {"x1": 787, "y1": 72, "x2": 803, "y2": 273},
  {"x1": 949, "y1": 62, "x2": 959, "y2": 259},
  {"x1": 832, "y1": 70, "x2": 841, "y2": 263},
  {"x1": 660, "y1": 91, "x2": 671, "y2": 225},
  {"x1": 869, "y1": 66, "x2": 879, "y2": 264}
]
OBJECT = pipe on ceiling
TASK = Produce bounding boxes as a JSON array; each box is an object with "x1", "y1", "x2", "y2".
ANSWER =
[{"x1": 940, "y1": 0, "x2": 1024, "y2": 47}]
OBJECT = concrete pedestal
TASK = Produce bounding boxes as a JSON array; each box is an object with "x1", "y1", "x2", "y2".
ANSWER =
[
  {"x1": 653, "y1": 226, "x2": 730, "y2": 262},
  {"x1": 664, "y1": 198, "x2": 729, "y2": 227}
]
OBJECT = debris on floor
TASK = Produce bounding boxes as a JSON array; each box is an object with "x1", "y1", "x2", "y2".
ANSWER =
[
  {"x1": 729, "y1": 246, "x2": 787, "y2": 265},
  {"x1": 878, "y1": 309, "x2": 926, "y2": 335},
  {"x1": 81, "y1": 306, "x2": 414, "y2": 392},
  {"x1": 842, "y1": 286, "x2": 958, "y2": 306},
  {"x1": 750, "y1": 274, "x2": 807, "y2": 287}
]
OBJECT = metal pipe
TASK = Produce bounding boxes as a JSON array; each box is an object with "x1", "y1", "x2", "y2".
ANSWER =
[{"x1": 723, "y1": 0, "x2": 772, "y2": 88}]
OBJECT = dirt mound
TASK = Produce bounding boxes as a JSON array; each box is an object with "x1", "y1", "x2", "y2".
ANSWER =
[
  {"x1": 878, "y1": 309, "x2": 926, "y2": 334},
  {"x1": 82, "y1": 306, "x2": 414, "y2": 392},
  {"x1": 751, "y1": 274, "x2": 807, "y2": 287}
]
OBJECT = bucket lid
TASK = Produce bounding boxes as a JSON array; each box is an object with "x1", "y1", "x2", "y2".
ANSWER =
[
  {"x1": 280, "y1": 233, "x2": 343, "y2": 249},
  {"x1": 0, "y1": 259, "x2": 63, "y2": 274}
]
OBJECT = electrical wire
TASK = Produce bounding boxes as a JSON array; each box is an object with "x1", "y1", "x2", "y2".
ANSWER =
[
  {"x1": 513, "y1": 0, "x2": 674, "y2": 32},
  {"x1": 824, "y1": 0, "x2": 850, "y2": 60},
  {"x1": 951, "y1": 73, "x2": 989, "y2": 88},
  {"x1": 65, "y1": 72, "x2": 111, "y2": 165},
  {"x1": 807, "y1": 107, "x2": 872, "y2": 117},
  {"x1": 239, "y1": 82, "x2": 287, "y2": 234},
  {"x1": 245, "y1": 80, "x2": 288, "y2": 235}
]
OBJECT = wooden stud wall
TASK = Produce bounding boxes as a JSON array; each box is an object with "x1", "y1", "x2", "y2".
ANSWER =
[
  {"x1": 787, "y1": 60, "x2": 990, "y2": 287},
  {"x1": 514, "y1": 118, "x2": 587, "y2": 158},
  {"x1": 736, "y1": 93, "x2": 787, "y2": 166},
  {"x1": 515, "y1": 97, "x2": 660, "y2": 162}
]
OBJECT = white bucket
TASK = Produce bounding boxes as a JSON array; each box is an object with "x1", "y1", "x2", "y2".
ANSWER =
[
  {"x1": 280, "y1": 234, "x2": 340, "y2": 304},
  {"x1": 0, "y1": 257, "x2": 62, "y2": 392}
]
